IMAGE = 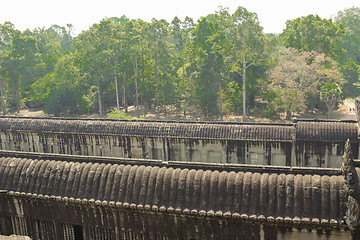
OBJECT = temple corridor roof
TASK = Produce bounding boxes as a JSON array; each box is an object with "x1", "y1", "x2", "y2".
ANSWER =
[
  {"x1": 0, "y1": 116, "x2": 292, "y2": 141},
  {"x1": 0, "y1": 152, "x2": 348, "y2": 226},
  {"x1": 0, "y1": 116, "x2": 357, "y2": 143},
  {"x1": 295, "y1": 119, "x2": 359, "y2": 142}
]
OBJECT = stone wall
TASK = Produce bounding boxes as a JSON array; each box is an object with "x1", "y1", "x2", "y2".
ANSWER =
[
  {"x1": 0, "y1": 192, "x2": 353, "y2": 240},
  {"x1": 0, "y1": 151, "x2": 357, "y2": 239},
  {"x1": 0, "y1": 131, "x2": 293, "y2": 165},
  {"x1": 0, "y1": 117, "x2": 358, "y2": 168}
]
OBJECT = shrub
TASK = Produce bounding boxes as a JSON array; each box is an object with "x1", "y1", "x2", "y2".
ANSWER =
[{"x1": 107, "y1": 110, "x2": 133, "y2": 120}]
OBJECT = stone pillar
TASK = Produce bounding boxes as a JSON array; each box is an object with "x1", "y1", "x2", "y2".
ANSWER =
[
  {"x1": 355, "y1": 99, "x2": 360, "y2": 157},
  {"x1": 341, "y1": 139, "x2": 360, "y2": 228},
  {"x1": 355, "y1": 98, "x2": 360, "y2": 122}
]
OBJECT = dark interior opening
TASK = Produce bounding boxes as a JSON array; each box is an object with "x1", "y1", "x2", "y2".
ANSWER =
[{"x1": 74, "y1": 225, "x2": 83, "y2": 240}]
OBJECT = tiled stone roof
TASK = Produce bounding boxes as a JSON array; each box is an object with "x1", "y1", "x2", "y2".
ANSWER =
[
  {"x1": 0, "y1": 152, "x2": 348, "y2": 226},
  {"x1": 0, "y1": 117, "x2": 357, "y2": 143},
  {"x1": 295, "y1": 119, "x2": 359, "y2": 142},
  {"x1": 0, "y1": 117, "x2": 294, "y2": 141},
  {"x1": 0, "y1": 117, "x2": 359, "y2": 142}
]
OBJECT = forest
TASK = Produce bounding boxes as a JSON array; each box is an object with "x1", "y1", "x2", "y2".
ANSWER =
[{"x1": 0, "y1": 6, "x2": 359, "y2": 121}]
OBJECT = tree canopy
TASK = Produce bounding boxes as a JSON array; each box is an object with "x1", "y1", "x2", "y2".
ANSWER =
[{"x1": 0, "y1": 6, "x2": 358, "y2": 121}]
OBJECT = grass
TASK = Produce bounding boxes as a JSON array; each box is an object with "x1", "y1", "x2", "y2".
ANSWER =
[{"x1": 107, "y1": 110, "x2": 134, "y2": 120}]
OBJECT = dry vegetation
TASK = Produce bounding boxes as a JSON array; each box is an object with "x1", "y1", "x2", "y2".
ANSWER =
[{"x1": 14, "y1": 99, "x2": 356, "y2": 123}]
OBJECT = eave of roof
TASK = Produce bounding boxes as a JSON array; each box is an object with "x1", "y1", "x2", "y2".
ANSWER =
[
  {"x1": 0, "y1": 153, "x2": 347, "y2": 227},
  {"x1": 0, "y1": 116, "x2": 357, "y2": 143}
]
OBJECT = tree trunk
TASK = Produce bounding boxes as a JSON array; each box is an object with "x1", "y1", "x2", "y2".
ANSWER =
[
  {"x1": 0, "y1": 76, "x2": 6, "y2": 114},
  {"x1": 163, "y1": 65, "x2": 167, "y2": 118},
  {"x1": 163, "y1": 91, "x2": 166, "y2": 118},
  {"x1": 286, "y1": 109, "x2": 292, "y2": 120},
  {"x1": 142, "y1": 95, "x2": 146, "y2": 117},
  {"x1": 219, "y1": 81, "x2": 223, "y2": 121},
  {"x1": 115, "y1": 74, "x2": 120, "y2": 111},
  {"x1": 140, "y1": 40, "x2": 145, "y2": 83},
  {"x1": 123, "y1": 76, "x2": 127, "y2": 113},
  {"x1": 15, "y1": 83, "x2": 20, "y2": 113},
  {"x1": 134, "y1": 55, "x2": 139, "y2": 117},
  {"x1": 182, "y1": 49, "x2": 186, "y2": 119},
  {"x1": 242, "y1": 48, "x2": 247, "y2": 122},
  {"x1": 326, "y1": 102, "x2": 333, "y2": 119},
  {"x1": 140, "y1": 44, "x2": 146, "y2": 117},
  {"x1": 97, "y1": 80, "x2": 103, "y2": 116},
  {"x1": 155, "y1": 47, "x2": 159, "y2": 118},
  {"x1": 114, "y1": 60, "x2": 120, "y2": 111}
]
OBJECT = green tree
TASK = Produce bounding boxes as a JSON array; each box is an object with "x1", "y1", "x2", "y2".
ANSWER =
[
  {"x1": 335, "y1": 7, "x2": 360, "y2": 63},
  {"x1": 0, "y1": 22, "x2": 18, "y2": 113},
  {"x1": 73, "y1": 20, "x2": 122, "y2": 116},
  {"x1": 228, "y1": 7, "x2": 264, "y2": 121},
  {"x1": 97, "y1": 19, "x2": 127, "y2": 111},
  {"x1": 171, "y1": 16, "x2": 194, "y2": 118},
  {"x1": 341, "y1": 58, "x2": 360, "y2": 97},
  {"x1": 267, "y1": 47, "x2": 344, "y2": 120},
  {"x1": 190, "y1": 16, "x2": 226, "y2": 119},
  {"x1": 320, "y1": 82, "x2": 342, "y2": 118},
  {"x1": 73, "y1": 26, "x2": 103, "y2": 115},
  {"x1": 124, "y1": 19, "x2": 150, "y2": 116},
  {"x1": 4, "y1": 33, "x2": 41, "y2": 112},
  {"x1": 281, "y1": 14, "x2": 344, "y2": 59},
  {"x1": 30, "y1": 52, "x2": 86, "y2": 116},
  {"x1": 27, "y1": 26, "x2": 65, "y2": 108},
  {"x1": 148, "y1": 19, "x2": 172, "y2": 117},
  {"x1": 222, "y1": 81, "x2": 241, "y2": 114},
  {"x1": 335, "y1": 8, "x2": 360, "y2": 99},
  {"x1": 129, "y1": 20, "x2": 153, "y2": 113},
  {"x1": 48, "y1": 24, "x2": 73, "y2": 53}
]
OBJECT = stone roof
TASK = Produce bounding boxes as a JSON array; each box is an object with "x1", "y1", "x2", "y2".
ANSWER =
[
  {"x1": 1, "y1": 116, "x2": 358, "y2": 143},
  {"x1": 0, "y1": 152, "x2": 348, "y2": 227},
  {"x1": 0, "y1": 116, "x2": 294, "y2": 141},
  {"x1": 295, "y1": 119, "x2": 359, "y2": 142}
]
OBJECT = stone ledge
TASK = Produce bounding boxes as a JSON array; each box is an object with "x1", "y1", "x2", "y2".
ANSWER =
[{"x1": 0, "y1": 236, "x2": 31, "y2": 240}]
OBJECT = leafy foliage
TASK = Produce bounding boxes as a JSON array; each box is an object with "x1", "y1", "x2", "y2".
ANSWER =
[
  {"x1": 107, "y1": 110, "x2": 133, "y2": 120},
  {"x1": 320, "y1": 82, "x2": 343, "y2": 118},
  {"x1": 267, "y1": 47, "x2": 344, "y2": 119},
  {"x1": 281, "y1": 14, "x2": 344, "y2": 59},
  {"x1": 0, "y1": 6, "x2": 358, "y2": 121},
  {"x1": 335, "y1": 7, "x2": 360, "y2": 64}
]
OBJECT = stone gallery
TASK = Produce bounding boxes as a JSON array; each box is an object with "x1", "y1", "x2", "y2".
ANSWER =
[
  {"x1": 0, "y1": 117, "x2": 357, "y2": 167},
  {"x1": 0, "y1": 116, "x2": 359, "y2": 239}
]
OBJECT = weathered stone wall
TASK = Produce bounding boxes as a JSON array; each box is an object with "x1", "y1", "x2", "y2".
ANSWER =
[
  {"x1": 355, "y1": 98, "x2": 360, "y2": 122},
  {"x1": 0, "y1": 117, "x2": 358, "y2": 168},
  {"x1": 293, "y1": 141, "x2": 350, "y2": 168},
  {"x1": 0, "y1": 152, "x2": 357, "y2": 239},
  {"x1": 0, "y1": 193, "x2": 354, "y2": 240},
  {"x1": 0, "y1": 131, "x2": 294, "y2": 165},
  {"x1": 0, "y1": 130, "x2": 353, "y2": 168}
]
